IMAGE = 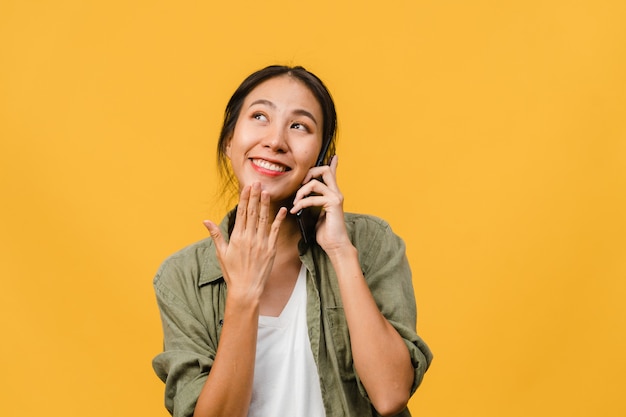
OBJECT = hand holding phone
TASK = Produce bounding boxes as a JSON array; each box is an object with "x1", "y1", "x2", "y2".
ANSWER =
[
  {"x1": 295, "y1": 140, "x2": 333, "y2": 243},
  {"x1": 293, "y1": 155, "x2": 348, "y2": 250}
]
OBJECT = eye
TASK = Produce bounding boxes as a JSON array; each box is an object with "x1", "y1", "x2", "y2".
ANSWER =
[
  {"x1": 290, "y1": 122, "x2": 309, "y2": 132},
  {"x1": 253, "y1": 112, "x2": 268, "y2": 122}
]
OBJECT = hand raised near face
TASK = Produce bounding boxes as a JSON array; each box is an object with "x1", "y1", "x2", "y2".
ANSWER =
[
  {"x1": 203, "y1": 182, "x2": 287, "y2": 301},
  {"x1": 290, "y1": 155, "x2": 351, "y2": 253}
]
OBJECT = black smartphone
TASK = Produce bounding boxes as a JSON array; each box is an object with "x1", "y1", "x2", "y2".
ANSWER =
[{"x1": 296, "y1": 139, "x2": 333, "y2": 244}]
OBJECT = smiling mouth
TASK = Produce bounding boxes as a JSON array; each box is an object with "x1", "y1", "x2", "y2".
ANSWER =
[{"x1": 251, "y1": 158, "x2": 290, "y2": 173}]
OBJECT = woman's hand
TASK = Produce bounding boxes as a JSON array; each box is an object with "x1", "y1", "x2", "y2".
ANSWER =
[
  {"x1": 196, "y1": 183, "x2": 286, "y2": 417},
  {"x1": 203, "y1": 182, "x2": 287, "y2": 301},
  {"x1": 290, "y1": 155, "x2": 351, "y2": 253}
]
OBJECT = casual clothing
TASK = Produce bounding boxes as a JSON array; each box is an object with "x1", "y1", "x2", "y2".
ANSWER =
[
  {"x1": 249, "y1": 264, "x2": 325, "y2": 416},
  {"x1": 152, "y1": 210, "x2": 433, "y2": 417}
]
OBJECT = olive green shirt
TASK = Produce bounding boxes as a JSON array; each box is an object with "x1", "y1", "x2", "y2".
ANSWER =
[{"x1": 152, "y1": 211, "x2": 432, "y2": 417}]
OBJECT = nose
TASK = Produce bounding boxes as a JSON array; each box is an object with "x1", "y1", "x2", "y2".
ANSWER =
[{"x1": 263, "y1": 125, "x2": 288, "y2": 153}]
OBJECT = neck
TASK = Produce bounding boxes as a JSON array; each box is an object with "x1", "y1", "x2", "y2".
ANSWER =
[
  {"x1": 275, "y1": 213, "x2": 304, "y2": 249},
  {"x1": 267, "y1": 195, "x2": 303, "y2": 245}
]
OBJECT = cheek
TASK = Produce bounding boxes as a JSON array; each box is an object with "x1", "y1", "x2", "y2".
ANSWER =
[
  {"x1": 294, "y1": 145, "x2": 319, "y2": 167},
  {"x1": 294, "y1": 132, "x2": 323, "y2": 161},
  {"x1": 307, "y1": 140, "x2": 324, "y2": 165},
  {"x1": 229, "y1": 123, "x2": 258, "y2": 154},
  {"x1": 226, "y1": 130, "x2": 247, "y2": 159}
]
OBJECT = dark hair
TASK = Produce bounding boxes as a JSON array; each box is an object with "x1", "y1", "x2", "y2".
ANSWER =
[{"x1": 216, "y1": 65, "x2": 337, "y2": 196}]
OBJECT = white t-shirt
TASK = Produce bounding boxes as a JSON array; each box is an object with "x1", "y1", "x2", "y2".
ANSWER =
[{"x1": 248, "y1": 265, "x2": 326, "y2": 417}]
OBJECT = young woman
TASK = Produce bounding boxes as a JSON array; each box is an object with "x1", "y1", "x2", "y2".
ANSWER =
[{"x1": 152, "y1": 65, "x2": 432, "y2": 417}]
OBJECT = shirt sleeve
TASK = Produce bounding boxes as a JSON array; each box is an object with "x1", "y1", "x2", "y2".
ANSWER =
[
  {"x1": 352, "y1": 215, "x2": 433, "y2": 398},
  {"x1": 152, "y1": 260, "x2": 216, "y2": 417}
]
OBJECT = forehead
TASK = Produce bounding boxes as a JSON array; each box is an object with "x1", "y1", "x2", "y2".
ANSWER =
[{"x1": 244, "y1": 75, "x2": 323, "y2": 118}]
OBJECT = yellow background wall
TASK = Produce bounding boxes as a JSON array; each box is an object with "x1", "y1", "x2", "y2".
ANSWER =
[{"x1": 1, "y1": 1, "x2": 625, "y2": 416}]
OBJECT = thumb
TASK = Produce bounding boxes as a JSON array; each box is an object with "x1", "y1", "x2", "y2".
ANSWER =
[{"x1": 203, "y1": 220, "x2": 228, "y2": 255}]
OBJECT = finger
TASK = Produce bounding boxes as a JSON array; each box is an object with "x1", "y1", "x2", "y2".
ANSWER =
[
  {"x1": 246, "y1": 182, "x2": 262, "y2": 234},
  {"x1": 302, "y1": 165, "x2": 337, "y2": 190},
  {"x1": 292, "y1": 180, "x2": 344, "y2": 214},
  {"x1": 291, "y1": 195, "x2": 326, "y2": 214},
  {"x1": 290, "y1": 181, "x2": 315, "y2": 214},
  {"x1": 291, "y1": 181, "x2": 313, "y2": 214},
  {"x1": 257, "y1": 190, "x2": 271, "y2": 234},
  {"x1": 233, "y1": 185, "x2": 251, "y2": 234},
  {"x1": 301, "y1": 160, "x2": 329, "y2": 183},
  {"x1": 294, "y1": 178, "x2": 322, "y2": 200},
  {"x1": 203, "y1": 220, "x2": 228, "y2": 257},
  {"x1": 302, "y1": 155, "x2": 336, "y2": 181},
  {"x1": 292, "y1": 177, "x2": 328, "y2": 206},
  {"x1": 268, "y1": 207, "x2": 287, "y2": 246},
  {"x1": 301, "y1": 168, "x2": 323, "y2": 185},
  {"x1": 319, "y1": 156, "x2": 340, "y2": 192}
]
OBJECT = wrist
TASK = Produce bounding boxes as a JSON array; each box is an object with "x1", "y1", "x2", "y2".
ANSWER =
[
  {"x1": 225, "y1": 288, "x2": 262, "y2": 314},
  {"x1": 324, "y1": 242, "x2": 358, "y2": 262}
]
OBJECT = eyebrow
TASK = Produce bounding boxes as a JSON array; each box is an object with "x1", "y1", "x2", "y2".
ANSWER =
[{"x1": 249, "y1": 99, "x2": 318, "y2": 126}]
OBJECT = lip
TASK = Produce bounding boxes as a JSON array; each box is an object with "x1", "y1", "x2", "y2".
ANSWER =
[{"x1": 249, "y1": 157, "x2": 291, "y2": 176}]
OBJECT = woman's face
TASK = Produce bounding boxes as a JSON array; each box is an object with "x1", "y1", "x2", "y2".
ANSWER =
[{"x1": 226, "y1": 75, "x2": 324, "y2": 205}]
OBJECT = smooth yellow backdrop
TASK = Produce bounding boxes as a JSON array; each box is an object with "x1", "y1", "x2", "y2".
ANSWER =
[{"x1": 1, "y1": 1, "x2": 625, "y2": 416}]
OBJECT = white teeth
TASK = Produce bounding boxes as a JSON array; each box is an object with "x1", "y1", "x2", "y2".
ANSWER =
[{"x1": 252, "y1": 159, "x2": 286, "y2": 172}]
